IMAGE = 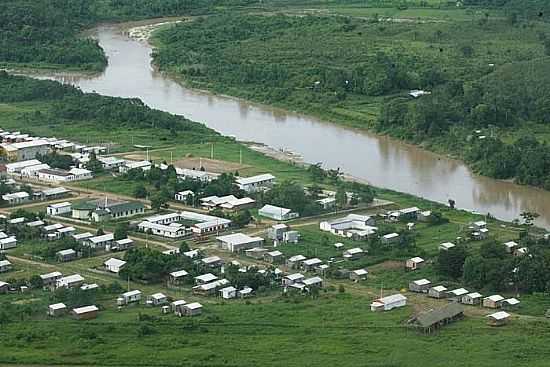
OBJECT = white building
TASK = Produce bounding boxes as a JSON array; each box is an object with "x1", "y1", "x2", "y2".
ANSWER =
[
  {"x1": 138, "y1": 221, "x2": 187, "y2": 239},
  {"x1": 47, "y1": 202, "x2": 72, "y2": 216},
  {"x1": 104, "y1": 258, "x2": 126, "y2": 273},
  {"x1": 0, "y1": 236, "x2": 17, "y2": 250},
  {"x1": 258, "y1": 204, "x2": 299, "y2": 221},
  {"x1": 236, "y1": 174, "x2": 275, "y2": 193},
  {"x1": 119, "y1": 160, "x2": 151, "y2": 173},
  {"x1": 5, "y1": 159, "x2": 42, "y2": 174},
  {"x1": 216, "y1": 233, "x2": 264, "y2": 252},
  {"x1": 56, "y1": 274, "x2": 85, "y2": 289},
  {"x1": 370, "y1": 294, "x2": 407, "y2": 312},
  {"x1": 2, "y1": 191, "x2": 30, "y2": 205}
]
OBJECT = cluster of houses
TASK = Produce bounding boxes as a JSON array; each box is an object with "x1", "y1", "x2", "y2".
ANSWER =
[
  {"x1": 2, "y1": 185, "x2": 71, "y2": 206},
  {"x1": 6, "y1": 159, "x2": 93, "y2": 183},
  {"x1": 408, "y1": 278, "x2": 520, "y2": 326},
  {"x1": 137, "y1": 211, "x2": 231, "y2": 239}
]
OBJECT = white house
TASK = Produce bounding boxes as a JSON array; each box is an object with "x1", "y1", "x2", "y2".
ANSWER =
[
  {"x1": 5, "y1": 159, "x2": 42, "y2": 174},
  {"x1": 104, "y1": 258, "x2": 126, "y2": 273},
  {"x1": 0, "y1": 259, "x2": 12, "y2": 273},
  {"x1": 236, "y1": 173, "x2": 275, "y2": 192},
  {"x1": 439, "y1": 242, "x2": 456, "y2": 251},
  {"x1": 86, "y1": 233, "x2": 114, "y2": 249},
  {"x1": 0, "y1": 236, "x2": 17, "y2": 250},
  {"x1": 381, "y1": 233, "x2": 399, "y2": 244},
  {"x1": 119, "y1": 160, "x2": 151, "y2": 173},
  {"x1": 219, "y1": 286, "x2": 237, "y2": 299},
  {"x1": 120, "y1": 290, "x2": 142, "y2": 304},
  {"x1": 138, "y1": 221, "x2": 187, "y2": 239},
  {"x1": 370, "y1": 294, "x2": 407, "y2": 312},
  {"x1": 258, "y1": 204, "x2": 299, "y2": 221},
  {"x1": 47, "y1": 202, "x2": 72, "y2": 216},
  {"x1": 180, "y1": 211, "x2": 231, "y2": 235},
  {"x1": 174, "y1": 190, "x2": 194, "y2": 202},
  {"x1": 56, "y1": 274, "x2": 85, "y2": 289}
]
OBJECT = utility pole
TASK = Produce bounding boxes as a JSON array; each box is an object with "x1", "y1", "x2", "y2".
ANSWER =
[
  {"x1": 239, "y1": 148, "x2": 242, "y2": 165},
  {"x1": 211, "y1": 143, "x2": 214, "y2": 159}
]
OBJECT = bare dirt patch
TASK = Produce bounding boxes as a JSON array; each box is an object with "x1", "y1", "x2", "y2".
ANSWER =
[{"x1": 370, "y1": 260, "x2": 403, "y2": 271}]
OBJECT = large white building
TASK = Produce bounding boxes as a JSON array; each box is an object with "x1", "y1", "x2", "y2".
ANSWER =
[
  {"x1": 216, "y1": 233, "x2": 264, "y2": 252},
  {"x1": 236, "y1": 174, "x2": 275, "y2": 193},
  {"x1": 258, "y1": 205, "x2": 299, "y2": 221}
]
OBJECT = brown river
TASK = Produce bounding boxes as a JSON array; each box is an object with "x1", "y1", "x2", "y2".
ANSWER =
[{"x1": 30, "y1": 24, "x2": 550, "y2": 228}]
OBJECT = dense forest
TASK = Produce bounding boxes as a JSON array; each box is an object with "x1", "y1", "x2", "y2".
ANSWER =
[
  {"x1": 0, "y1": 72, "x2": 221, "y2": 145},
  {"x1": 0, "y1": 0, "x2": 254, "y2": 70}
]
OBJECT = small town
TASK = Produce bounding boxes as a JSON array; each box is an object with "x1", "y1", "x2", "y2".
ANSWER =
[
  {"x1": 0, "y1": 128, "x2": 540, "y2": 334},
  {"x1": 3, "y1": 1, "x2": 550, "y2": 365}
]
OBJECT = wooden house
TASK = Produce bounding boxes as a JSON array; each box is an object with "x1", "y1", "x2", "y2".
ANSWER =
[
  {"x1": 461, "y1": 292, "x2": 483, "y2": 305},
  {"x1": 409, "y1": 279, "x2": 431, "y2": 293},
  {"x1": 487, "y1": 311, "x2": 510, "y2": 327},
  {"x1": 71, "y1": 305, "x2": 99, "y2": 320},
  {"x1": 350, "y1": 269, "x2": 368, "y2": 282},
  {"x1": 483, "y1": 295, "x2": 505, "y2": 309},
  {"x1": 48, "y1": 303, "x2": 67, "y2": 317},
  {"x1": 405, "y1": 257, "x2": 425, "y2": 271},
  {"x1": 414, "y1": 303, "x2": 464, "y2": 334},
  {"x1": 428, "y1": 285, "x2": 448, "y2": 299}
]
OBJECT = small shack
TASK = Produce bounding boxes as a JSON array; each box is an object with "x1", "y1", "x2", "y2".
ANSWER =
[
  {"x1": 264, "y1": 250, "x2": 284, "y2": 264},
  {"x1": 502, "y1": 298, "x2": 521, "y2": 310},
  {"x1": 487, "y1": 311, "x2": 510, "y2": 327},
  {"x1": 462, "y1": 292, "x2": 483, "y2": 305},
  {"x1": 428, "y1": 285, "x2": 448, "y2": 299},
  {"x1": 350, "y1": 269, "x2": 368, "y2": 282},
  {"x1": 183, "y1": 302, "x2": 203, "y2": 317},
  {"x1": 219, "y1": 286, "x2": 237, "y2": 299},
  {"x1": 56, "y1": 249, "x2": 77, "y2": 262},
  {"x1": 71, "y1": 305, "x2": 99, "y2": 320},
  {"x1": 147, "y1": 293, "x2": 168, "y2": 306},
  {"x1": 409, "y1": 279, "x2": 431, "y2": 293},
  {"x1": 48, "y1": 303, "x2": 67, "y2": 317},
  {"x1": 405, "y1": 257, "x2": 425, "y2": 271},
  {"x1": 483, "y1": 295, "x2": 505, "y2": 309}
]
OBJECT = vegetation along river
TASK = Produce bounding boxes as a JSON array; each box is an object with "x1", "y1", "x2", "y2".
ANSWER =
[{"x1": 33, "y1": 24, "x2": 550, "y2": 228}]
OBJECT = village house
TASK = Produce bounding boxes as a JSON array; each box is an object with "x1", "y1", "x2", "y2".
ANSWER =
[
  {"x1": 81, "y1": 283, "x2": 99, "y2": 292},
  {"x1": 370, "y1": 294, "x2": 407, "y2": 312},
  {"x1": 264, "y1": 250, "x2": 284, "y2": 264},
  {"x1": 239, "y1": 287, "x2": 254, "y2": 298},
  {"x1": 283, "y1": 273, "x2": 305, "y2": 286},
  {"x1": 147, "y1": 293, "x2": 168, "y2": 306},
  {"x1": 258, "y1": 204, "x2": 299, "y2": 221},
  {"x1": 201, "y1": 256, "x2": 223, "y2": 269},
  {"x1": 26, "y1": 220, "x2": 45, "y2": 229},
  {"x1": 303, "y1": 276, "x2": 323, "y2": 290},
  {"x1": 282, "y1": 230, "x2": 300, "y2": 244},
  {"x1": 195, "y1": 273, "x2": 218, "y2": 285},
  {"x1": 46, "y1": 202, "x2": 72, "y2": 216},
  {"x1": 503, "y1": 241, "x2": 519, "y2": 254},
  {"x1": 343, "y1": 247, "x2": 365, "y2": 260},
  {"x1": 216, "y1": 233, "x2": 264, "y2": 253},
  {"x1": 219, "y1": 286, "x2": 237, "y2": 299},
  {"x1": 267, "y1": 223, "x2": 289, "y2": 241},
  {"x1": 57, "y1": 226, "x2": 76, "y2": 238},
  {"x1": 144, "y1": 212, "x2": 182, "y2": 225},
  {"x1": 503, "y1": 298, "x2": 521, "y2": 310},
  {"x1": 244, "y1": 247, "x2": 268, "y2": 259},
  {"x1": 409, "y1": 279, "x2": 432, "y2": 293},
  {"x1": 176, "y1": 167, "x2": 219, "y2": 182},
  {"x1": 2, "y1": 191, "x2": 30, "y2": 205},
  {"x1": 397, "y1": 207, "x2": 421, "y2": 220},
  {"x1": 72, "y1": 232, "x2": 93, "y2": 243},
  {"x1": 439, "y1": 242, "x2": 456, "y2": 251},
  {"x1": 487, "y1": 311, "x2": 510, "y2": 327},
  {"x1": 472, "y1": 228, "x2": 489, "y2": 240},
  {"x1": 350, "y1": 268, "x2": 368, "y2": 282},
  {"x1": 48, "y1": 303, "x2": 67, "y2": 317},
  {"x1": 515, "y1": 247, "x2": 528, "y2": 257},
  {"x1": 483, "y1": 295, "x2": 505, "y2": 309},
  {"x1": 193, "y1": 279, "x2": 229, "y2": 296},
  {"x1": 119, "y1": 160, "x2": 151, "y2": 173},
  {"x1": 316, "y1": 197, "x2": 336, "y2": 210},
  {"x1": 414, "y1": 303, "x2": 464, "y2": 334},
  {"x1": 286, "y1": 254, "x2": 307, "y2": 269},
  {"x1": 417, "y1": 210, "x2": 432, "y2": 222},
  {"x1": 97, "y1": 156, "x2": 126, "y2": 170},
  {"x1": 473, "y1": 221, "x2": 487, "y2": 230},
  {"x1": 0, "y1": 281, "x2": 9, "y2": 293},
  {"x1": 56, "y1": 274, "x2": 85, "y2": 289},
  {"x1": 86, "y1": 233, "x2": 114, "y2": 249},
  {"x1": 301, "y1": 258, "x2": 323, "y2": 272},
  {"x1": 37, "y1": 187, "x2": 71, "y2": 201},
  {"x1": 71, "y1": 305, "x2": 99, "y2": 320},
  {"x1": 21, "y1": 163, "x2": 50, "y2": 178},
  {"x1": 236, "y1": 173, "x2": 275, "y2": 193},
  {"x1": 200, "y1": 195, "x2": 256, "y2": 212},
  {"x1": 0, "y1": 259, "x2": 12, "y2": 273},
  {"x1": 182, "y1": 302, "x2": 203, "y2": 317},
  {"x1": 119, "y1": 290, "x2": 142, "y2": 305},
  {"x1": 405, "y1": 257, "x2": 425, "y2": 271},
  {"x1": 448, "y1": 288, "x2": 469, "y2": 301},
  {"x1": 174, "y1": 190, "x2": 194, "y2": 203},
  {"x1": 381, "y1": 233, "x2": 400, "y2": 245},
  {"x1": 91, "y1": 201, "x2": 145, "y2": 222},
  {"x1": 428, "y1": 285, "x2": 448, "y2": 299},
  {"x1": 104, "y1": 258, "x2": 126, "y2": 273},
  {"x1": 169, "y1": 269, "x2": 189, "y2": 285},
  {"x1": 0, "y1": 237, "x2": 17, "y2": 250},
  {"x1": 320, "y1": 214, "x2": 377, "y2": 240},
  {"x1": 181, "y1": 211, "x2": 232, "y2": 235},
  {"x1": 37, "y1": 168, "x2": 92, "y2": 183},
  {"x1": 171, "y1": 300, "x2": 187, "y2": 315},
  {"x1": 56, "y1": 249, "x2": 77, "y2": 262},
  {"x1": 108, "y1": 238, "x2": 134, "y2": 252},
  {"x1": 40, "y1": 271, "x2": 62, "y2": 288},
  {"x1": 138, "y1": 221, "x2": 187, "y2": 239}
]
